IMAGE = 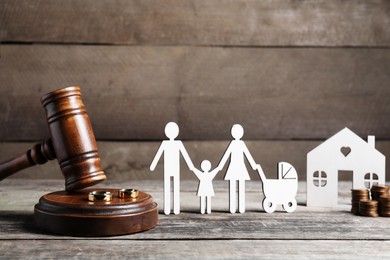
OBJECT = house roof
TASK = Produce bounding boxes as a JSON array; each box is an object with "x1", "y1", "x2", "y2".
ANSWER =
[{"x1": 307, "y1": 127, "x2": 385, "y2": 158}]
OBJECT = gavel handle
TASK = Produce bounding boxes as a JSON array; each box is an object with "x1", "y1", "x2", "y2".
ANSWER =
[{"x1": 0, "y1": 139, "x2": 56, "y2": 181}]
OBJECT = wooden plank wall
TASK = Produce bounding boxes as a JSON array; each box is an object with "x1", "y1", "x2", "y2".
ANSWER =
[{"x1": 0, "y1": 0, "x2": 389, "y2": 180}]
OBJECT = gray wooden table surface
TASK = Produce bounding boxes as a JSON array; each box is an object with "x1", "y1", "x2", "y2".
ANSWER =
[{"x1": 0, "y1": 179, "x2": 389, "y2": 259}]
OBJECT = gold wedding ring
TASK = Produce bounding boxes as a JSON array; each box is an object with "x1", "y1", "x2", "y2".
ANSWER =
[
  {"x1": 88, "y1": 191, "x2": 113, "y2": 202},
  {"x1": 118, "y1": 189, "x2": 139, "y2": 199}
]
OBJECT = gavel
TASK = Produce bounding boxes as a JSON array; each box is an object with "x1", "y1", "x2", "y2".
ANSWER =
[{"x1": 0, "y1": 86, "x2": 107, "y2": 191}]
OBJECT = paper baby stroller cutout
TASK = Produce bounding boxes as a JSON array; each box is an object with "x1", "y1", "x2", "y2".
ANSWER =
[
  {"x1": 307, "y1": 127, "x2": 385, "y2": 207},
  {"x1": 150, "y1": 122, "x2": 195, "y2": 215},
  {"x1": 193, "y1": 160, "x2": 220, "y2": 214},
  {"x1": 257, "y1": 162, "x2": 298, "y2": 213}
]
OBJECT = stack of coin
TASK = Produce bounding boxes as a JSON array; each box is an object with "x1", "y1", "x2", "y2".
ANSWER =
[
  {"x1": 351, "y1": 189, "x2": 370, "y2": 215},
  {"x1": 371, "y1": 185, "x2": 390, "y2": 201},
  {"x1": 378, "y1": 195, "x2": 390, "y2": 217},
  {"x1": 359, "y1": 199, "x2": 379, "y2": 217}
]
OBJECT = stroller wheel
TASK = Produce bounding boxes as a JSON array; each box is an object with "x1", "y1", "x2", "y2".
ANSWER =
[
  {"x1": 262, "y1": 198, "x2": 276, "y2": 213},
  {"x1": 283, "y1": 199, "x2": 297, "y2": 213}
]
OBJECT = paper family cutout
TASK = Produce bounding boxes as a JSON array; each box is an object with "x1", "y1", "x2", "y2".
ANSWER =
[
  {"x1": 307, "y1": 127, "x2": 386, "y2": 207},
  {"x1": 151, "y1": 122, "x2": 298, "y2": 215},
  {"x1": 151, "y1": 123, "x2": 386, "y2": 213}
]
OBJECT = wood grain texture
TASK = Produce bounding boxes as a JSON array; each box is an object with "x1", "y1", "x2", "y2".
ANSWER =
[
  {"x1": 1, "y1": 180, "x2": 390, "y2": 258},
  {"x1": 1, "y1": 240, "x2": 390, "y2": 259},
  {"x1": 4, "y1": 208, "x2": 390, "y2": 240},
  {"x1": 2, "y1": 141, "x2": 390, "y2": 181},
  {"x1": 1, "y1": 0, "x2": 390, "y2": 46},
  {"x1": 1, "y1": 45, "x2": 390, "y2": 141},
  {"x1": 0, "y1": 179, "x2": 390, "y2": 240}
]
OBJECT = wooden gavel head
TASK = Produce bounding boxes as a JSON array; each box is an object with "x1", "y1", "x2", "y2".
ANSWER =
[
  {"x1": 0, "y1": 86, "x2": 107, "y2": 191},
  {"x1": 40, "y1": 86, "x2": 107, "y2": 191}
]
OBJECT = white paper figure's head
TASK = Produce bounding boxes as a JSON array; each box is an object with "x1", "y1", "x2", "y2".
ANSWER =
[
  {"x1": 231, "y1": 124, "x2": 244, "y2": 140},
  {"x1": 201, "y1": 160, "x2": 211, "y2": 172},
  {"x1": 165, "y1": 122, "x2": 179, "y2": 140}
]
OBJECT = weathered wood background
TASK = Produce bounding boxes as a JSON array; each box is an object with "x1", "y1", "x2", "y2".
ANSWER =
[{"x1": 0, "y1": 0, "x2": 389, "y2": 181}]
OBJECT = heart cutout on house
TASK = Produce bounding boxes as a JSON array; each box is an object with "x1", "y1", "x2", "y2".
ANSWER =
[{"x1": 340, "y1": 146, "x2": 351, "y2": 157}]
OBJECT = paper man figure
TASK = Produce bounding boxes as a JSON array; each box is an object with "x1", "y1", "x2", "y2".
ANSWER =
[
  {"x1": 217, "y1": 124, "x2": 257, "y2": 213},
  {"x1": 150, "y1": 122, "x2": 194, "y2": 215},
  {"x1": 192, "y1": 160, "x2": 219, "y2": 214}
]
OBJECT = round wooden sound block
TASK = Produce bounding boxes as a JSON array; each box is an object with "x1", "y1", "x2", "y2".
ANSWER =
[{"x1": 34, "y1": 188, "x2": 158, "y2": 236}]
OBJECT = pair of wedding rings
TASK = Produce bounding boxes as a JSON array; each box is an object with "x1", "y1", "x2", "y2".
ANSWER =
[{"x1": 88, "y1": 189, "x2": 139, "y2": 202}]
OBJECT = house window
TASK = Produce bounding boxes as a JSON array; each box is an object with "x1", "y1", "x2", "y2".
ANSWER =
[
  {"x1": 364, "y1": 173, "x2": 379, "y2": 188},
  {"x1": 313, "y1": 171, "x2": 327, "y2": 187}
]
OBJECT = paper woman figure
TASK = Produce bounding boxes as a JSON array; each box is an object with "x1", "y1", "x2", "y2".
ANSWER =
[
  {"x1": 193, "y1": 160, "x2": 219, "y2": 214},
  {"x1": 217, "y1": 124, "x2": 257, "y2": 213}
]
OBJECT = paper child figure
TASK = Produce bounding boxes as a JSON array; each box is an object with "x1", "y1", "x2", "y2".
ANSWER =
[
  {"x1": 192, "y1": 160, "x2": 219, "y2": 214},
  {"x1": 150, "y1": 122, "x2": 194, "y2": 215},
  {"x1": 217, "y1": 124, "x2": 257, "y2": 213}
]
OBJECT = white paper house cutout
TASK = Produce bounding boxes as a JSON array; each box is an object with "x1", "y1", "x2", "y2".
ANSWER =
[{"x1": 307, "y1": 127, "x2": 386, "y2": 207}]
